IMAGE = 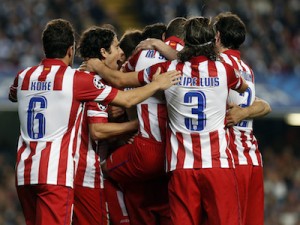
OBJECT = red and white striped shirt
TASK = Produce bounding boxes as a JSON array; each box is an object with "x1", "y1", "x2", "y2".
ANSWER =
[
  {"x1": 14, "y1": 59, "x2": 118, "y2": 187},
  {"x1": 74, "y1": 101, "x2": 108, "y2": 188},
  {"x1": 220, "y1": 50, "x2": 263, "y2": 166},
  {"x1": 124, "y1": 36, "x2": 184, "y2": 142},
  {"x1": 138, "y1": 56, "x2": 245, "y2": 171}
]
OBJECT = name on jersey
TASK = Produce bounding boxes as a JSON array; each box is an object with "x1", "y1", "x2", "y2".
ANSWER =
[
  {"x1": 177, "y1": 77, "x2": 219, "y2": 87},
  {"x1": 31, "y1": 81, "x2": 52, "y2": 91}
]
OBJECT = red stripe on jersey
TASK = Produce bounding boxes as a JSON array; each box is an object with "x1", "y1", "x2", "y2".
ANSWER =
[
  {"x1": 24, "y1": 142, "x2": 37, "y2": 184},
  {"x1": 21, "y1": 66, "x2": 38, "y2": 90},
  {"x1": 227, "y1": 55, "x2": 240, "y2": 71},
  {"x1": 38, "y1": 66, "x2": 51, "y2": 81},
  {"x1": 94, "y1": 154, "x2": 101, "y2": 188},
  {"x1": 210, "y1": 131, "x2": 221, "y2": 167},
  {"x1": 229, "y1": 128, "x2": 239, "y2": 164},
  {"x1": 176, "y1": 62, "x2": 184, "y2": 73},
  {"x1": 141, "y1": 104, "x2": 154, "y2": 140},
  {"x1": 250, "y1": 131, "x2": 262, "y2": 166},
  {"x1": 225, "y1": 131, "x2": 234, "y2": 168},
  {"x1": 176, "y1": 132, "x2": 185, "y2": 169},
  {"x1": 166, "y1": 129, "x2": 172, "y2": 171},
  {"x1": 16, "y1": 141, "x2": 27, "y2": 172},
  {"x1": 208, "y1": 61, "x2": 218, "y2": 77},
  {"x1": 191, "y1": 62, "x2": 200, "y2": 86},
  {"x1": 53, "y1": 66, "x2": 67, "y2": 90},
  {"x1": 157, "y1": 104, "x2": 167, "y2": 141},
  {"x1": 191, "y1": 133, "x2": 202, "y2": 168},
  {"x1": 58, "y1": 101, "x2": 81, "y2": 184},
  {"x1": 240, "y1": 130, "x2": 252, "y2": 164},
  {"x1": 38, "y1": 142, "x2": 52, "y2": 183}
]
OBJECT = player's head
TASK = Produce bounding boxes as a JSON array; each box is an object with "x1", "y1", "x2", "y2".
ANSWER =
[
  {"x1": 42, "y1": 19, "x2": 75, "y2": 65},
  {"x1": 178, "y1": 17, "x2": 217, "y2": 62},
  {"x1": 213, "y1": 12, "x2": 246, "y2": 50},
  {"x1": 119, "y1": 29, "x2": 143, "y2": 60},
  {"x1": 178, "y1": 16, "x2": 217, "y2": 62},
  {"x1": 78, "y1": 26, "x2": 124, "y2": 70},
  {"x1": 142, "y1": 22, "x2": 167, "y2": 40},
  {"x1": 165, "y1": 17, "x2": 187, "y2": 40}
]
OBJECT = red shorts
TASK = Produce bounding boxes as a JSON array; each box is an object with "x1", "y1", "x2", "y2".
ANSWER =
[
  {"x1": 16, "y1": 184, "x2": 73, "y2": 225},
  {"x1": 73, "y1": 184, "x2": 108, "y2": 225},
  {"x1": 106, "y1": 135, "x2": 166, "y2": 183},
  {"x1": 168, "y1": 168, "x2": 241, "y2": 225},
  {"x1": 235, "y1": 165, "x2": 264, "y2": 225},
  {"x1": 104, "y1": 178, "x2": 130, "y2": 225},
  {"x1": 123, "y1": 175, "x2": 171, "y2": 225}
]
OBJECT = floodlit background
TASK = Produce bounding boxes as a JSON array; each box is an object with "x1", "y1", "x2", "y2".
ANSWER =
[{"x1": 0, "y1": 0, "x2": 299, "y2": 224}]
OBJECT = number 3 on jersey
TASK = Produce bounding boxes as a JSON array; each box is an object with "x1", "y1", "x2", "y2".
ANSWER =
[
  {"x1": 27, "y1": 96, "x2": 47, "y2": 139},
  {"x1": 184, "y1": 91, "x2": 206, "y2": 131}
]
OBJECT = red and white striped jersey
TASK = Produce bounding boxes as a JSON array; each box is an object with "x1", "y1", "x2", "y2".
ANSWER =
[
  {"x1": 124, "y1": 36, "x2": 184, "y2": 142},
  {"x1": 220, "y1": 50, "x2": 263, "y2": 166},
  {"x1": 14, "y1": 59, "x2": 118, "y2": 187},
  {"x1": 138, "y1": 56, "x2": 245, "y2": 171},
  {"x1": 74, "y1": 101, "x2": 108, "y2": 188}
]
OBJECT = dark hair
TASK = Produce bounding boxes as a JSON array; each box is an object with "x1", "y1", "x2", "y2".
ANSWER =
[
  {"x1": 213, "y1": 12, "x2": 246, "y2": 49},
  {"x1": 78, "y1": 26, "x2": 116, "y2": 60},
  {"x1": 178, "y1": 17, "x2": 217, "y2": 62},
  {"x1": 42, "y1": 19, "x2": 75, "y2": 58},
  {"x1": 119, "y1": 29, "x2": 143, "y2": 59},
  {"x1": 142, "y1": 23, "x2": 166, "y2": 40},
  {"x1": 165, "y1": 17, "x2": 187, "y2": 39}
]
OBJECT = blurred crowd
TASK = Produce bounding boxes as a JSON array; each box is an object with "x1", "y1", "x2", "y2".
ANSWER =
[
  {"x1": 136, "y1": 0, "x2": 300, "y2": 77},
  {"x1": 1, "y1": 0, "x2": 300, "y2": 224},
  {"x1": 0, "y1": 0, "x2": 299, "y2": 77}
]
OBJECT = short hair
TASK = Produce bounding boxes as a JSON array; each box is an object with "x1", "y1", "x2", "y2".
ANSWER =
[
  {"x1": 119, "y1": 29, "x2": 143, "y2": 60},
  {"x1": 165, "y1": 17, "x2": 187, "y2": 39},
  {"x1": 142, "y1": 23, "x2": 166, "y2": 40},
  {"x1": 42, "y1": 19, "x2": 75, "y2": 58},
  {"x1": 213, "y1": 12, "x2": 246, "y2": 49},
  {"x1": 178, "y1": 17, "x2": 217, "y2": 62},
  {"x1": 78, "y1": 26, "x2": 116, "y2": 60}
]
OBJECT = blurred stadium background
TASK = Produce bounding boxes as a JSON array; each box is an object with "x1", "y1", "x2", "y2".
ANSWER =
[{"x1": 0, "y1": 0, "x2": 299, "y2": 224}]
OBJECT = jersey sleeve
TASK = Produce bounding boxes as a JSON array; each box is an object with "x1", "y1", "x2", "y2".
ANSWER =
[
  {"x1": 124, "y1": 50, "x2": 142, "y2": 72},
  {"x1": 74, "y1": 71, "x2": 118, "y2": 105},
  {"x1": 225, "y1": 64, "x2": 244, "y2": 90},
  {"x1": 137, "y1": 62, "x2": 168, "y2": 85},
  {"x1": 86, "y1": 101, "x2": 108, "y2": 124}
]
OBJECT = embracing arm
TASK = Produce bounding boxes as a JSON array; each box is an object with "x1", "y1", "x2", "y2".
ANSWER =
[
  {"x1": 89, "y1": 119, "x2": 138, "y2": 140},
  {"x1": 226, "y1": 97, "x2": 271, "y2": 126},
  {"x1": 135, "y1": 38, "x2": 178, "y2": 60},
  {"x1": 111, "y1": 68, "x2": 181, "y2": 108},
  {"x1": 86, "y1": 58, "x2": 140, "y2": 88}
]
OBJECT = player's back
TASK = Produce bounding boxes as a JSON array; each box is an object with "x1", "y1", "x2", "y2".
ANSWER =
[{"x1": 164, "y1": 56, "x2": 243, "y2": 171}]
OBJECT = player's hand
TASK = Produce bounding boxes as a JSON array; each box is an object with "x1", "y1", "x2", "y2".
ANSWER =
[
  {"x1": 226, "y1": 103, "x2": 248, "y2": 127},
  {"x1": 152, "y1": 67, "x2": 181, "y2": 90},
  {"x1": 86, "y1": 58, "x2": 104, "y2": 73},
  {"x1": 78, "y1": 61, "x2": 87, "y2": 71},
  {"x1": 108, "y1": 106, "x2": 126, "y2": 119},
  {"x1": 135, "y1": 38, "x2": 160, "y2": 53},
  {"x1": 8, "y1": 85, "x2": 18, "y2": 102}
]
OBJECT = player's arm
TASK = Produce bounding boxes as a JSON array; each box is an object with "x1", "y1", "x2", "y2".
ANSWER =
[
  {"x1": 111, "y1": 68, "x2": 181, "y2": 108},
  {"x1": 135, "y1": 38, "x2": 178, "y2": 60},
  {"x1": 8, "y1": 75, "x2": 19, "y2": 102},
  {"x1": 86, "y1": 58, "x2": 140, "y2": 88},
  {"x1": 226, "y1": 97, "x2": 271, "y2": 126},
  {"x1": 89, "y1": 119, "x2": 138, "y2": 140}
]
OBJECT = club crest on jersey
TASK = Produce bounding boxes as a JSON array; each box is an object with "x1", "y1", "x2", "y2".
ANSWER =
[
  {"x1": 234, "y1": 69, "x2": 242, "y2": 78},
  {"x1": 93, "y1": 75, "x2": 105, "y2": 89},
  {"x1": 97, "y1": 103, "x2": 108, "y2": 111}
]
